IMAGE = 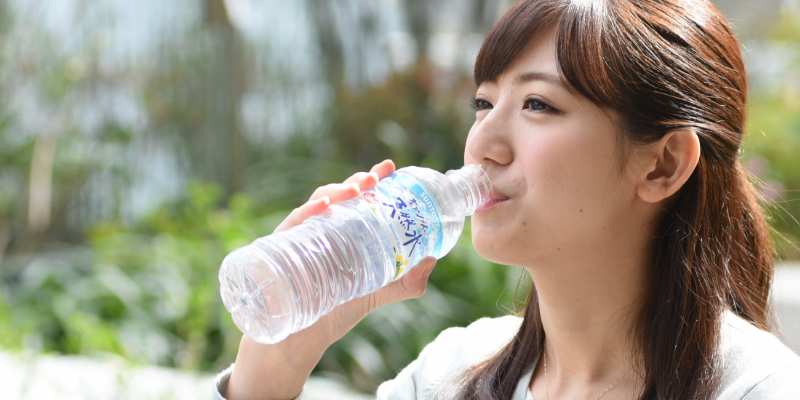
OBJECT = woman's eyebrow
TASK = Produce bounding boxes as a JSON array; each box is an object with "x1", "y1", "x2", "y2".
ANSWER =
[{"x1": 513, "y1": 71, "x2": 564, "y2": 87}]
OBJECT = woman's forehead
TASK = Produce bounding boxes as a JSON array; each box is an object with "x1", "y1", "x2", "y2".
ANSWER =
[{"x1": 482, "y1": 28, "x2": 563, "y2": 88}]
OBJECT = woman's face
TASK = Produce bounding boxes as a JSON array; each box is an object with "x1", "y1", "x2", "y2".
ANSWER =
[{"x1": 465, "y1": 27, "x2": 647, "y2": 268}]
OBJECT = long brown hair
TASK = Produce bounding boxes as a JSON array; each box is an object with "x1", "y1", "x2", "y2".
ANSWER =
[{"x1": 454, "y1": 0, "x2": 775, "y2": 399}]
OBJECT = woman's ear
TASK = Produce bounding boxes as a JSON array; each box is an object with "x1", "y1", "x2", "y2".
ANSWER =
[{"x1": 637, "y1": 129, "x2": 700, "y2": 203}]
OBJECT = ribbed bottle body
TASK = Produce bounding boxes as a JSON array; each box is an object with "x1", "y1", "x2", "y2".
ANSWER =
[{"x1": 219, "y1": 199, "x2": 394, "y2": 344}]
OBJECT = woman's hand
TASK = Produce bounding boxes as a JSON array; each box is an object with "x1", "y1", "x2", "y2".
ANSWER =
[{"x1": 224, "y1": 160, "x2": 438, "y2": 400}]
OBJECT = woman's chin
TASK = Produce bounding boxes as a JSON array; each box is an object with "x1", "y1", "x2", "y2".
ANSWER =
[{"x1": 471, "y1": 230, "x2": 512, "y2": 265}]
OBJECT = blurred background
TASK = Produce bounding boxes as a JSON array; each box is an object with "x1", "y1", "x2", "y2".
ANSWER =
[{"x1": 0, "y1": 0, "x2": 799, "y2": 398}]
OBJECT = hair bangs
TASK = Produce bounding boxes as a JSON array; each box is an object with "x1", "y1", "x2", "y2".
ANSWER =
[
  {"x1": 474, "y1": 0, "x2": 621, "y2": 110},
  {"x1": 473, "y1": 0, "x2": 561, "y2": 86},
  {"x1": 556, "y1": 0, "x2": 621, "y2": 109}
]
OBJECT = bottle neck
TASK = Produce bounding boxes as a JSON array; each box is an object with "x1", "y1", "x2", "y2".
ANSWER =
[{"x1": 445, "y1": 164, "x2": 492, "y2": 216}]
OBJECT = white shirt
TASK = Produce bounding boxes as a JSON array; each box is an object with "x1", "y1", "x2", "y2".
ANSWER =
[{"x1": 214, "y1": 311, "x2": 800, "y2": 399}]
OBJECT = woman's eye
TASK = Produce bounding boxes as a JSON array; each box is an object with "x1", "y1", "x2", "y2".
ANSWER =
[
  {"x1": 470, "y1": 98, "x2": 493, "y2": 111},
  {"x1": 523, "y1": 98, "x2": 553, "y2": 111}
]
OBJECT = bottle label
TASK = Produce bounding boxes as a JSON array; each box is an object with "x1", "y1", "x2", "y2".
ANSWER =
[{"x1": 361, "y1": 173, "x2": 443, "y2": 280}]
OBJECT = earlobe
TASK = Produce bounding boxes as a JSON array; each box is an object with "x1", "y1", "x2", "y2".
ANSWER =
[{"x1": 637, "y1": 129, "x2": 700, "y2": 203}]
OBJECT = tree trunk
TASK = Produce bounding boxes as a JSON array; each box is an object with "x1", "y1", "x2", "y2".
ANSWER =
[
  {"x1": 28, "y1": 136, "x2": 57, "y2": 232},
  {"x1": 201, "y1": 0, "x2": 250, "y2": 197}
]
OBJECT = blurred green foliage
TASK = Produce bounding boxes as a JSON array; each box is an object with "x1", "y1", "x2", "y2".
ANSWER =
[
  {"x1": 0, "y1": 183, "x2": 276, "y2": 370},
  {"x1": 742, "y1": 11, "x2": 800, "y2": 258},
  {"x1": 0, "y1": 0, "x2": 516, "y2": 387},
  {"x1": 0, "y1": 178, "x2": 519, "y2": 390}
]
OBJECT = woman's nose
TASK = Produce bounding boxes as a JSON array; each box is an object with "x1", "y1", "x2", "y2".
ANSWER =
[{"x1": 465, "y1": 108, "x2": 514, "y2": 168}]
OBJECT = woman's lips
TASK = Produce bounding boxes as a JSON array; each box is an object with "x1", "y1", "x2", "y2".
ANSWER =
[{"x1": 475, "y1": 191, "x2": 510, "y2": 214}]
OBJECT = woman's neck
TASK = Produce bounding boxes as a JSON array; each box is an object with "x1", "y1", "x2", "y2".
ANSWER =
[{"x1": 526, "y1": 247, "x2": 649, "y2": 398}]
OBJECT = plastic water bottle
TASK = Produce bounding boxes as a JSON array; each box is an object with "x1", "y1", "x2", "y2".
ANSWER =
[{"x1": 218, "y1": 164, "x2": 491, "y2": 344}]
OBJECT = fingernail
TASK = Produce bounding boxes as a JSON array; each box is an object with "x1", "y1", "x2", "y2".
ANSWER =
[{"x1": 319, "y1": 196, "x2": 330, "y2": 205}]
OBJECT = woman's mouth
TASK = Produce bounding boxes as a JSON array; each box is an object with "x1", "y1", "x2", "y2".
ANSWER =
[{"x1": 475, "y1": 190, "x2": 509, "y2": 214}]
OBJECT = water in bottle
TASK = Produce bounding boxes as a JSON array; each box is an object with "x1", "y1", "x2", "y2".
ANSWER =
[{"x1": 219, "y1": 164, "x2": 491, "y2": 344}]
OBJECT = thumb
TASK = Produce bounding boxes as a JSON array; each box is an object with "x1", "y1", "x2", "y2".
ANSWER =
[{"x1": 373, "y1": 257, "x2": 437, "y2": 306}]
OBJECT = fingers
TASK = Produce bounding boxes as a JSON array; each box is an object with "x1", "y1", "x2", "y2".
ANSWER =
[
  {"x1": 370, "y1": 159, "x2": 395, "y2": 180},
  {"x1": 308, "y1": 160, "x2": 396, "y2": 202},
  {"x1": 369, "y1": 257, "x2": 437, "y2": 309},
  {"x1": 274, "y1": 196, "x2": 330, "y2": 233},
  {"x1": 397, "y1": 257, "x2": 437, "y2": 298},
  {"x1": 309, "y1": 257, "x2": 436, "y2": 344},
  {"x1": 279, "y1": 160, "x2": 396, "y2": 233},
  {"x1": 309, "y1": 182, "x2": 361, "y2": 203},
  {"x1": 343, "y1": 159, "x2": 396, "y2": 191},
  {"x1": 342, "y1": 171, "x2": 378, "y2": 186}
]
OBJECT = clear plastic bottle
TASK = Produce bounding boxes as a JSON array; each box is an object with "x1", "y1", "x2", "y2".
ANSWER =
[{"x1": 218, "y1": 164, "x2": 491, "y2": 344}]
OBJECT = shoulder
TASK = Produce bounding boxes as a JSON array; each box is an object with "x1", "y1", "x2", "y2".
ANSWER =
[
  {"x1": 376, "y1": 315, "x2": 522, "y2": 399},
  {"x1": 716, "y1": 311, "x2": 800, "y2": 399},
  {"x1": 427, "y1": 315, "x2": 523, "y2": 361}
]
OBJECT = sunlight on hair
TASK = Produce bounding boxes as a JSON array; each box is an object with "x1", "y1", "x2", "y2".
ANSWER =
[{"x1": 567, "y1": 0, "x2": 608, "y2": 17}]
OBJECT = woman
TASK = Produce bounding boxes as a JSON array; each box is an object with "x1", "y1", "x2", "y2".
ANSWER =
[{"x1": 215, "y1": 0, "x2": 800, "y2": 399}]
